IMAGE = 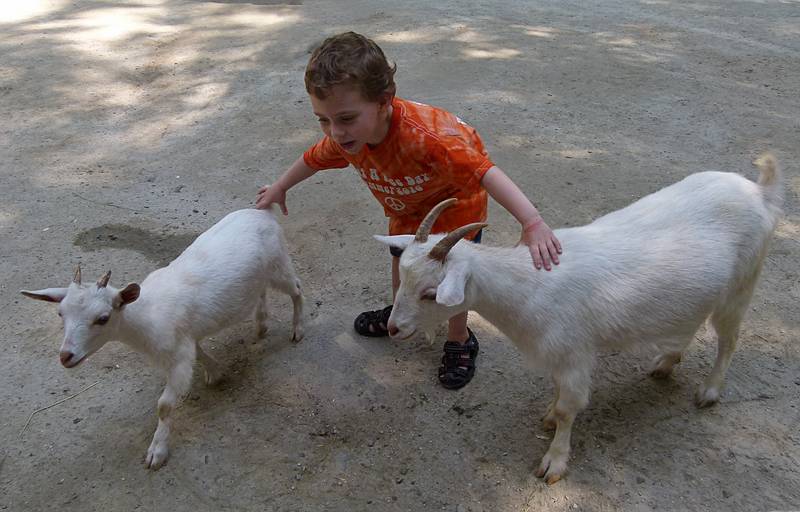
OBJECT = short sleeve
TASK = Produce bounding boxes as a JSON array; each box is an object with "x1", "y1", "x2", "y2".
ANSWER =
[
  {"x1": 428, "y1": 135, "x2": 494, "y2": 189},
  {"x1": 303, "y1": 136, "x2": 350, "y2": 170}
]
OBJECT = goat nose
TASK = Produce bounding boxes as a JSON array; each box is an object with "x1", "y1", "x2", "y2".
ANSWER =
[
  {"x1": 59, "y1": 350, "x2": 74, "y2": 367},
  {"x1": 388, "y1": 323, "x2": 399, "y2": 337}
]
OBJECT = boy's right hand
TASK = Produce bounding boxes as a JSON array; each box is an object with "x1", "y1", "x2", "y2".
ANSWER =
[{"x1": 255, "y1": 184, "x2": 288, "y2": 215}]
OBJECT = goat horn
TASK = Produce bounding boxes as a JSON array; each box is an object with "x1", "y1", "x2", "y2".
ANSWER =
[
  {"x1": 97, "y1": 271, "x2": 111, "y2": 288},
  {"x1": 73, "y1": 263, "x2": 82, "y2": 285},
  {"x1": 415, "y1": 198, "x2": 458, "y2": 242},
  {"x1": 428, "y1": 222, "x2": 488, "y2": 262}
]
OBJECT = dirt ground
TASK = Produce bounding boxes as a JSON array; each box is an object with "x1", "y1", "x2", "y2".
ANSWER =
[{"x1": 1, "y1": 1, "x2": 799, "y2": 511}]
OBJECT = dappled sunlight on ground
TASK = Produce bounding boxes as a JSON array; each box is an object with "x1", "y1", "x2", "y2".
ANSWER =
[
  {"x1": 28, "y1": 5, "x2": 175, "y2": 42},
  {"x1": 510, "y1": 25, "x2": 561, "y2": 39},
  {"x1": 0, "y1": 1, "x2": 308, "y2": 190},
  {"x1": 462, "y1": 47, "x2": 522, "y2": 59},
  {"x1": 0, "y1": 0, "x2": 69, "y2": 24}
]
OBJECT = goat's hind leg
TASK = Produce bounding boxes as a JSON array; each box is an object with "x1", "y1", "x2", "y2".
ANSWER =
[
  {"x1": 268, "y1": 256, "x2": 305, "y2": 342},
  {"x1": 696, "y1": 301, "x2": 748, "y2": 407},
  {"x1": 649, "y1": 351, "x2": 683, "y2": 379},
  {"x1": 285, "y1": 278, "x2": 305, "y2": 342},
  {"x1": 535, "y1": 367, "x2": 591, "y2": 485},
  {"x1": 254, "y1": 289, "x2": 269, "y2": 339},
  {"x1": 649, "y1": 337, "x2": 690, "y2": 379},
  {"x1": 542, "y1": 376, "x2": 560, "y2": 431},
  {"x1": 649, "y1": 330, "x2": 697, "y2": 379},
  {"x1": 196, "y1": 342, "x2": 223, "y2": 386}
]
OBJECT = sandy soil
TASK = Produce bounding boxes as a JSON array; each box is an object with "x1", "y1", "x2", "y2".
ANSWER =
[{"x1": 1, "y1": 1, "x2": 798, "y2": 511}]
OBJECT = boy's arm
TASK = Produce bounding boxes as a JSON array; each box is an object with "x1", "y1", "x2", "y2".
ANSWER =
[
  {"x1": 480, "y1": 166, "x2": 562, "y2": 271},
  {"x1": 255, "y1": 156, "x2": 319, "y2": 214}
]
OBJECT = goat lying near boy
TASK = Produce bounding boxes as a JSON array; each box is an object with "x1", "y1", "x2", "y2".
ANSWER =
[
  {"x1": 376, "y1": 154, "x2": 782, "y2": 484},
  {"x1": 22, "y1": 208, "x2": 305, "y2": 469}
]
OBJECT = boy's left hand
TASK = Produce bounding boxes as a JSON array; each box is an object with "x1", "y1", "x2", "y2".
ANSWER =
[{"x1": 520, "y1": 219, "x2": 562, "y2": 271}]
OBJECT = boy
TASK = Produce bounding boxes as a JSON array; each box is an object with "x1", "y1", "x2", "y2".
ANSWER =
[{"x1": 256, "y1": 32, "x2": 561, "y2": 389}]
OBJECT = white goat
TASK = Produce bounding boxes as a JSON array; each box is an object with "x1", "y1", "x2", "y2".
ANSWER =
[
  {"x1": 375, "y1": 154, "x2": 782, "y2": 484},
  {"x1": 21, "y1": 208, "x2": 305, "y2": 470}
]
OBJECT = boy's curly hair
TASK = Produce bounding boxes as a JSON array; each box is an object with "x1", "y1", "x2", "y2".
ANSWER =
[{"x1": 305, "y1": 32, "x2": 397, "y2": 102}]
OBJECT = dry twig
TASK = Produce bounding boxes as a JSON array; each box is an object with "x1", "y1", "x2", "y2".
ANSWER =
[
  {"x1": 19, "y1": 381, "x2": 100, "y2": 437},
  {"x1": 72, "y1": 192, "x2": 138, "y2": 212}
]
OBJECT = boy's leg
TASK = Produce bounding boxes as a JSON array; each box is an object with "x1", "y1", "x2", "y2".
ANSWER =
[
  {"x1": 440, "y1": 311, "x2": 479, "y2": 389},
  {"x1": 439, "y1": 230, "x2": 482, "y2": 389},
  {"x1": 447, "y1": 312, "x2": 469, "y2": 342}
]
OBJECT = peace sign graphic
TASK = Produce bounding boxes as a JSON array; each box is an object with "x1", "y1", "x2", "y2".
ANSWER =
[{"x1": 384, "y1": 197, "x2": 406, "y2": 212}]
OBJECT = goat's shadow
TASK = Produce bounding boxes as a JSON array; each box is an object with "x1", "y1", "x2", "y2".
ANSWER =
[{"x1": 74, "y1": 223, "x2": 200, "y2": 266}]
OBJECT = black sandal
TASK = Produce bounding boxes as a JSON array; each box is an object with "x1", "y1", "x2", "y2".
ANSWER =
[
  {"x1": 354, "y1": 305, "x2": 393, "y2": 337},
  {"x1": 438, "y1": 329, "x2": 479, "y2": 390}
]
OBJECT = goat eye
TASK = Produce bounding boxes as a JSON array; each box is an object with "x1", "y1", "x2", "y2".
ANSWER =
[
  {"x1": 95, "y1": 315, "x2": 110, "y2": 326},
  {"x1": 420, "y1": 290, "x2": 437, "y2": 301},
  {"x1": 57, "y1": 311, "x2": 63, "y2": 317}
]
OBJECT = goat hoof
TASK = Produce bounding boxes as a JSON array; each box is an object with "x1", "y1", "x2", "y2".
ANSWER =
[
  {"x1": 291, "y1": 329, "x2": 304, "y2": 343},
  {"x1": 546, "y1": 473, "x2": 563, "y2": 485},
  {"x1": 145, "y1": 445, "x2": 169, "y2": 470},
  {"x1": 695, "y1": 385, "x2": 720, "y2": 408},
  {"x1": 536, "y1": 453, "x2": 567, "y2": 484},
  {"x1": 204, "y1": 369, "x2": 224, "y2": 387},
  {"x1": 256, "y1": 326, "x2": 269, "y2": 339},
  {"x1": 649, "y1": 353, "x2": 680, "y2": 379},
  {"x1": 649, "y1": 367, "x2": 673, "y2": 380}
]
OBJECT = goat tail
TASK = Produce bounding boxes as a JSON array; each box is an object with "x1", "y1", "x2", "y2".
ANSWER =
[
  {"x1": 754, "y1": 152, "x2": 783, "y2": 210},
  {"x1": 755, "y1": 152, "x2": 778, "y2": 187}
]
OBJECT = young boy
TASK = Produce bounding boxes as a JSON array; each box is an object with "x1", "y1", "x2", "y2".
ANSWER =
[{"x1": 256, "y1": 32, "x2": 561, "y2": 390}]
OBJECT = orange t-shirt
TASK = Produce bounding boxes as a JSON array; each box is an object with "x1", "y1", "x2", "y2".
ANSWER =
[{"x1": 303, "y1": 97, "x2": 494, "y2": 236}]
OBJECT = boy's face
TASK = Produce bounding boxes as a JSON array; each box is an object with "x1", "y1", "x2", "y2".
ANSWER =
[{"x1": 310, "y1": 84, "x2": 392, "y2": 154}]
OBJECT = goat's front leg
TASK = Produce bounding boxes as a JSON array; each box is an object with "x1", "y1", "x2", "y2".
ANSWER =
[
  {"x1": 146, "y1": 343, "x2": 195, "y2": 470},
  {"x1": 535, "y1": 368, "x2": 590, "y2": 484}
]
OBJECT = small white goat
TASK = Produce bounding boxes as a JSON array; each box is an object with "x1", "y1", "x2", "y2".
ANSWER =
[
  {"x1": 21, "y1": 208, "x2": 305, "y2": 470},
  {"x1": 376, "y1": 155, "x2": 782, "y2": 484}
]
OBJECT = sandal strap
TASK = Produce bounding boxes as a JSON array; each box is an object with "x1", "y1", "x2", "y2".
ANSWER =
[
  {"x1": 362, "y1": 305, "x2": 391, "y2": 321},
  {"x1": 443, "y1": 342, "x2": 472, "y2": 355},
  {"x1": 360, "y1": 306, "x2": 392, "y2": 324},
  {"x1": 354, "y1": 305, "x2": 393, "y2": 337},
  {"x1": 438, "y1": 329, "x2": 479, "y2": 389},
  {"x1": 441, "y1": 335, "x2": 478, "y2": 370}
]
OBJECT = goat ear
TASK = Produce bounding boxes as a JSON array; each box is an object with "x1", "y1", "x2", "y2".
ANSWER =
[
  {"x1": 436, "y1": 262, "x2": 469, "y2": 307},
  {"x1": 20, "y1": 288, "x2": 69, "y2": 303},
  {"x1": 373, "y1": 234, "x2": 414, "y2": 251},
  {"x1": 114, "y1": 283, "x2": 140, "y2": 308}
]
